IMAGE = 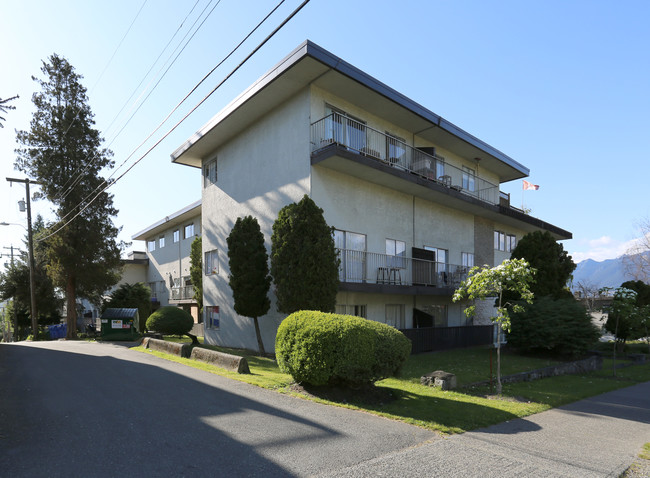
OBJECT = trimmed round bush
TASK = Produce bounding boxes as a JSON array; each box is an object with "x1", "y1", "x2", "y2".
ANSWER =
[
  {"x1": 146, "y1": 306, "x2": 193, "y2": 336},
  {"x1": 275, "y1": 311, "x2": 411, "y2": 386}
]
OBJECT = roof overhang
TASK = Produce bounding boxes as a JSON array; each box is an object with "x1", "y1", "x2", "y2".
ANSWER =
[
  {"x1": 172, "y1": 40, "x2": 529, "y2": 182},
  {"x1": 132, "y1": 199, "x2": 201, "y2": 241}
]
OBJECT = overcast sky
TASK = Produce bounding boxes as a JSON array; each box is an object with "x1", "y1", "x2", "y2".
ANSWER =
[{"x1": 1, "y1": 0, "x2": 648, "y2": 268}]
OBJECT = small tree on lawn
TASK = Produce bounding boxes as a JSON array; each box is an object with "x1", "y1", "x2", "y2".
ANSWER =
[
  {"x1": 227, "y1": 216, "x2": 271, "y2": 355},
  {"x1": 146, "y1": 306, "x2": 197, "y2": 344},
  {"x1": 270, "y1": 195, "x2": 339, "y2": 314},
  {"x1": 453, "y1": 259, "x2": 535, "y2": 395}
]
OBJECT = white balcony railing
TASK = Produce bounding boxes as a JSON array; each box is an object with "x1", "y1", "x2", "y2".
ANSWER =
[
  {"x1": 171, "y1": 285, "x2": 195, "y2": 301},
  {"x1": 311, "y1": 113, "x2": 500, "y2": 205},
  {"x1": 338, "y1": 249, "x2": 468, "y2": 288}
]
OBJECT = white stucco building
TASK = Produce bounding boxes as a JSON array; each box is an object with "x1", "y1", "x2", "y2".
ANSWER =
[
  {"x1": 131, "y1": 200, "x2": 202, "y2": 323},
  {"x1": 168, "y1": 41, "x2": 570, "y2": 353}
]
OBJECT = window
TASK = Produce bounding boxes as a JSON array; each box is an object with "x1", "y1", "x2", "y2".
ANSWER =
[
  {"x1": 335, "y1": 304, "x2": 367, "y2": 318},
  {"x1": 424, "y1": 246, "x2": 448, "y2": 266},
  {"x1": 203, "y1": 158, "x2": 217, "y2": 187},
  {"x1": 334, "y1": 229, "x2": 367, "y2": 283},
  {"x1": 436, "y1": 156, "x2": 445, "y2": 179},
  {"x1": 462, "y1": 166, "x2": 476, "y2": 191},
  {"x1": 204, "y1": 249, "x2": 218, "y2": 275},
  {"x1": 184, "y1": 223, "x2": 195, "y2": 239},
  {"x1": 385, "y1": 304, "x2": 405, "y2": 329},
  {"x1": 461, "y1": 252, "x2": 474, "y2": 268},
  {"x1": 506, "y1": 234, "x2": 517, "y2": 252},
  {"x1": 173, "y1": 229, "x2": 180, "y2": 243},
  {"x1": 326, "y1": 105, "x2": 366, "y2": 152},
  {"x1": 386, "y1": 238, "x2": 406, "y2": 268},
  {"x1": 159, "y1": 235, "x2": 165, "y2": 248},
  {"x1": 494, "y1": 231, "x2": 506, "y2": 251},
  {"x1": 148, "y1": 282, "x2": 157, "y2": 299},
  {"x1": 147, "y1": 240, "x2": 156, "y2": 252},
  {"x1": 206, "y1": 306, "x2": 220, "y2": 330},
  {"x1": 425, "y1": 246, "x2": 449, "y2": 285},
  {"x1": 386, "y1": 132, "x2": 406, "y2": 165}
]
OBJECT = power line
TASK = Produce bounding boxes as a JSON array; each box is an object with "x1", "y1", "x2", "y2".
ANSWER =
[
  {"x1": 44, "y1": 0, "x2": 291, "y2": 231},
  {"x1": 37, "y1": 0, "x2": 311, "y2": 243},
  {"x1": 55, "y1": 0, "x2": 206, "y2": 202}
]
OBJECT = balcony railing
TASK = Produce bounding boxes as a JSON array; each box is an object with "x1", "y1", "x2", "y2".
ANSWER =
[
  {"x1": 171, "y1": 285, "x2": 195, "y2": 301},
  {"x1": 311, "y1": 113, "x2": 500, "y2": 205},
  {"x1": 338, "y1": 249, "x2": 468, "y2": 288}
]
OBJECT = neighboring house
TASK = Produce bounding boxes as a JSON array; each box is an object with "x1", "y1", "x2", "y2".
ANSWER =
[
  {"x1": 170, "y1": 40, "x2": 571, "y2": 353},
  {"x1": 131, "y1": 200, "x2": 202, "y2": 323}
]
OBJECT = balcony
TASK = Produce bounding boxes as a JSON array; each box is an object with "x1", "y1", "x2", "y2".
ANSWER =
[
  {"x1": 311, "y1": 113, "x2": 500, "y2": 205},
  {"x1": 170, "y1": 285, "x2": 195, "y2": 301},
  {"x1": 337, "y1": 249, "x2": 468, "y2": 295}
]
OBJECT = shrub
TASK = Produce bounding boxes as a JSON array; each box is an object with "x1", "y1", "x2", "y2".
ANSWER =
[
  {"x1": 275, "y1": 311, "x2": 411, "y2": 386},
  {"x1": 508, "y1": 297, "x2": 600, "y2": 357},
  {"x1": 146, "y1": 306, "x2": 198, "y2": 344}
]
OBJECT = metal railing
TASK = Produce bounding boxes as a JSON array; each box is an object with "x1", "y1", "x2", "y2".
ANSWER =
[
  {"x1": 311, "y1": 113, "x2": 500, "y2": 205},
  {"x1": 338, "y1": 249, "x2": 468, "y2": 288},
  {"x1": 171, "y1": 285, "x2": 195, "y2": 301}
]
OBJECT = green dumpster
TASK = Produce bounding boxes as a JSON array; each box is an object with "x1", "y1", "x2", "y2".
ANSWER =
[{"x1": 100, "y1": 308, "x2": 141, "y2": 341}]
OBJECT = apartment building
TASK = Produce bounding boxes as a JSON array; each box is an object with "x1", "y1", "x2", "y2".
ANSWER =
[
  {"x1": 170, "y1": 41, "x2": 570, "y2": 352},
  {"x1": 131, "y1": 200, "x2": 202, "y2": 322}
]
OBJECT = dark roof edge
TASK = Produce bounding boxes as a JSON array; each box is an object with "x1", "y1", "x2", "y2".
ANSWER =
[
  {"x1": 172, "y1": 40, "x2": 530, "y2": 177},
  {"x1": 131, "y1": 199, "x2": 201, "y2": 240},
  {"x1": 303, "y1": 40, "x2": 530, "y2": 176}
]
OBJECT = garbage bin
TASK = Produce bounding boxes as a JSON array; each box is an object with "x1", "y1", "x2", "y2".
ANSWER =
[{"x1": 100, "y1": 308, "x2": 141, "y2": 341}]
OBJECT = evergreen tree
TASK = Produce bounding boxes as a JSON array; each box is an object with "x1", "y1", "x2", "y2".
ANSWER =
[
  {"x1": 0, "y1": 95, "x2": 18, "y2": 127},
  {"x1": 227, "y1": 216, "x2": 271, "y2": 355},
  {"x1": 270, "y1": 195, "x2": 340, "y2": 314},
  {"x1": 509, "y1": 230, "x2": 575, "y2": 299},
  {"x1": 189, "y1": 236, "x2": 203, "y2": 315},
  {"x1": 14, "y1": 54, "x2": 123, "y2": 339}
]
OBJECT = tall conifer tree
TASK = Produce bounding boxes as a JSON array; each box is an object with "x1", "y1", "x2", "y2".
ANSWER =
[{"x1": 15, "y1": 54, "x2": 123, "y2": 338}]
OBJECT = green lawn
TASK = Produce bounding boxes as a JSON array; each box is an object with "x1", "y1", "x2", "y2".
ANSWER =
[{"x1": 136, "y1": 339, "x2": 650, "y2": 434}]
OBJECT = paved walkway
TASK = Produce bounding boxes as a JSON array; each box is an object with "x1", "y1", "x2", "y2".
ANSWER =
[
  {"x1": 321, "y1": 380, "x2": 650, "y2": 477},
  {"x1": 1, "y1": 340, "x2": 648, "y2": 477}
]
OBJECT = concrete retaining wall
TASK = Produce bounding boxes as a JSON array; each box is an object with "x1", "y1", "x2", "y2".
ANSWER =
[
  {"x1": 466, "y1": 355, "x2": 603, "y2": 388},
  {"x1": 141, "y1": 337, "x2": 250, "y2": 374},
  {"x1": 142, "y1": 337, "x2": 192, "y2": 358},
  {"x1": 190, "y1": 347, "x2": 250, "y2": 374}
]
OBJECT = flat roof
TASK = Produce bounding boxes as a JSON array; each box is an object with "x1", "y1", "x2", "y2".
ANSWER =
[{"x1": 172, "y1": 40, "x2": 529, "y2": 181}]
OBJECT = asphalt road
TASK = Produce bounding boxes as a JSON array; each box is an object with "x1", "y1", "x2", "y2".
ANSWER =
[{"x1": 1, "y1": 340, "x2": 649, "y2": 477}]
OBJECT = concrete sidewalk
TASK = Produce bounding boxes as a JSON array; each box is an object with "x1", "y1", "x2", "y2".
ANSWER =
[{"x1": 323, "y1": 381, "x2": 650, "y2": 477}]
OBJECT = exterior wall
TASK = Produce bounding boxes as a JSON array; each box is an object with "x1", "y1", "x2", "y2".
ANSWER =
[
  {"x1": 143, "y1": 213, "x2": 201, "y2": 318},
  {"x1": 201, "y1": 88, "x2": 312, "y2": 352}
]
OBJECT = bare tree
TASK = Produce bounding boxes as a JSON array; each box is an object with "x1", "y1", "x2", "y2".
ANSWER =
[
  {"x1": 575, "y1": 280, "x2": 601, "y2": 314},
  {"x1": 623, "y1": 217, "x2": 650, "y2": 282}
]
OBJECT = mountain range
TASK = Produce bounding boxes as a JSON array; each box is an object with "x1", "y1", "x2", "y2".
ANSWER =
[{"x1": 572, "y1": 253, "x2": 647, "y2": 290}]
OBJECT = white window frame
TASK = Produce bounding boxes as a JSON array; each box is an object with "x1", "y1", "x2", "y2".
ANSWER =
[
  {"x1": 206, "y1": 306, "x2": 220, "y2": 330},
  {"x1": 203, "y1": 158, "x2": 217, "y2": 187},
  {"x1": 159, "y1": 235, "x2": 165, "y2": 248},
  {"x1": 173, "y1": 229, "x2": 180, "y2": 243},
  {"x1": 335, "y1": 304, "x2": 367, "y2": 318},
  {"x1": 494, "y1": 231, "x2": 506, "y2": 251},
  {"x1": 183, "y1": 223, "x2": 195, "y2": 239},
  {"x1": 147, "y1": 240, "x2": 156, "y2": 252},
  {"x1": 204, "y1": 249, "x2": 219, "y2": 275},
  {"x1": 385, "y1": 304, "x2": 405, "y2": 329},
  {"x1": 461, "y1": 252, "x2": 474, "y2": 268},
  {"x1": 462, "y1": 166, "x2": 476, "y2": 191},
  {"x1": 506, "y1": 234, "x2": 517, "y2": 252}
]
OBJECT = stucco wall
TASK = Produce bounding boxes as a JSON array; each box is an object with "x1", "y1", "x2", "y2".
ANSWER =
[{"x1": 201, "y1": 88, "x2": 311, "y2": 352}]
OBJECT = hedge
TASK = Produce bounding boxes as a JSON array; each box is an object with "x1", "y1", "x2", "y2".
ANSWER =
[{"x1": 275, "y1": 310, "x2": 411, "y2": 386}]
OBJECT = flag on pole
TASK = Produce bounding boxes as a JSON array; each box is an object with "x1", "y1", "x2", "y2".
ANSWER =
[{"x1": 523, "y1": 180, "x2": 539, "y2": 190}]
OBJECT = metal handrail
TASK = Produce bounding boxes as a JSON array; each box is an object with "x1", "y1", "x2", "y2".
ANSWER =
[
  {"x1": 337, "y1": 249, "x2": 468, "y2": 288},
  {"x1": 311, "y1": 113, "x2": 500, "y2": 205},
  {"x1": 171, "y1": 285, "x2": 195, "y2": 300}
]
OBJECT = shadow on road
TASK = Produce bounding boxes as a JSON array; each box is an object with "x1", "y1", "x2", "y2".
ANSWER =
[{"x1": 0, "y1": 342, "x2": 343, "y2": 477}]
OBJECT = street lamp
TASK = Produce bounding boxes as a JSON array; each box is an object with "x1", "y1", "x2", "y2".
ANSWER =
[{"x1": 4, "y1": 176, "x2": 41, "y2": 340}]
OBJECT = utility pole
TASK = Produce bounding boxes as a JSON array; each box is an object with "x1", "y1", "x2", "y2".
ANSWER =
[
  {"x1": 2, "y1": 245, "x2": 21, "y2": 341},
  {"x1": 7, "y1": 177, "x2": 42, "y2": 340}
]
